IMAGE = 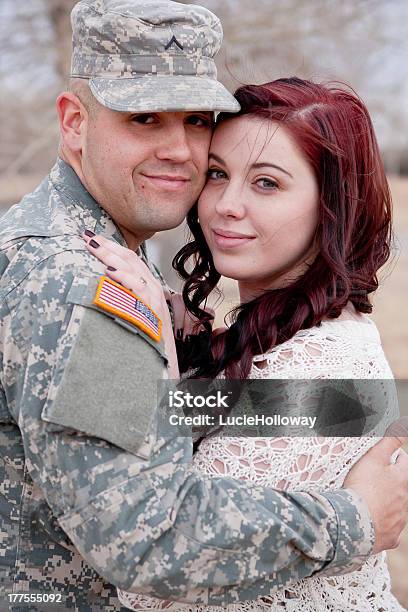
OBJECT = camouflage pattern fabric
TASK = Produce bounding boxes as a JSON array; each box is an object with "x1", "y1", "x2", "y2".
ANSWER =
[
  {"x1": 0, "y1": 159, "x2": 374, "y2": 611},
  {"x1": 70, "y1": 0, "x2": 240, "y2": 113}
]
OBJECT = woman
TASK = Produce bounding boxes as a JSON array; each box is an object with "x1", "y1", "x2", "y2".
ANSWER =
[{"x1": 84, "y1": 78, "x2": 404, "y2": 610}]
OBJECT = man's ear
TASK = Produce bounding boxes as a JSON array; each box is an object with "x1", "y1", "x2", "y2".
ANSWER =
[{"x1": 56, "y1": 92, "x2": 88, "y2": 153}]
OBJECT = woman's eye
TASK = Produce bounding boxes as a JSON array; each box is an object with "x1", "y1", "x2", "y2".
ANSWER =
[
  {"x1": 207, "y1": 168, "x2": 227, "y2": 180},
  {"x1": 131, "y1": 114, "x2": 156, "y2": 124},
  {"x1": 256, "y1": 178, "x2": 279, "y2": 190}
]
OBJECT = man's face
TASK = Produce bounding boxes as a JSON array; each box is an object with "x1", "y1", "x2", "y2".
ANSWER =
[{"x1": 80, "y1": 107, "x2": 213, "y2": 247}]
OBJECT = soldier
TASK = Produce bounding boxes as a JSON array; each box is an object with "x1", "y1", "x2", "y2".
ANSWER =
[{"x1": 1, "y1": 0, "x2": 408, "y2": 610}]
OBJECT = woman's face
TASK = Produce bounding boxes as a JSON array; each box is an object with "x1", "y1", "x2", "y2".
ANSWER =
[{"x1": 198, "y1": 116, "x2": 319, "y2": 300}]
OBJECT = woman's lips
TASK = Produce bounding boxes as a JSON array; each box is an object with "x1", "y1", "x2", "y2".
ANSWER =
[
  {"x1": 212, "y1": 229, "x2": 255, "y2": 249},
  {"x1": 141, "y1": 174, "x2": 190, "y2": 190}
]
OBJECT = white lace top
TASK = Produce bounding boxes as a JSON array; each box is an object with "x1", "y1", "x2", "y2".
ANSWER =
[{"x1": 118, "y1": 315, "x2": 405, "y2": 612}]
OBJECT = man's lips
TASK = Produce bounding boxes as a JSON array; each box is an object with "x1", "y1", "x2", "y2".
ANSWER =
[
  {"x1": 212, "y1": 228, "x2": 256, "y2": 249},
  {"x1": 141, "y1": 173, "x2": 191, "y2": 190}
]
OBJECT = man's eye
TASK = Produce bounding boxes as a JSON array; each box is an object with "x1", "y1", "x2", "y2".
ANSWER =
[
  {"x1": 131, "y1": 114, "x2": 156, "y2": 124},
  {"x1": 187, "y1": 114, "x2": 212, "y2": 127},
  {"x1": 207, "y1": 168, "x2": 227, "y2": 180},
  {"x1": 256, "y1": 178, "x2": 279, "y2": 190}
]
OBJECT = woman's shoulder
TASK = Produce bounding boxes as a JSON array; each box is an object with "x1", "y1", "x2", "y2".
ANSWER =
[
  {"x1": 316, "y1": 311, "x2": 380, "y2": 342},
  {"x1": 251, "y1": 309, "x2": 392, "y2": 379}
]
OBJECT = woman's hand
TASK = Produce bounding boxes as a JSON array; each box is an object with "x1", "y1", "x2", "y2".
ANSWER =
[{"x1": 82, "y1": 232, "x2": 179, "y2": 379}]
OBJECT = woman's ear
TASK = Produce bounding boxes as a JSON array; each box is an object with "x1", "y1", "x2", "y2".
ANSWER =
[{"x1": 56, "y1": 92, "x2": 87, "y2": 153}]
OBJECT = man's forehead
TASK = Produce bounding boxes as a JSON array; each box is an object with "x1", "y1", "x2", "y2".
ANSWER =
[
  {"x1": 129, "y1": 110, "x2": 214, "y2": 117},
  {"x1": 119, "y1": 109, "x2": 215, "y2": 123}
]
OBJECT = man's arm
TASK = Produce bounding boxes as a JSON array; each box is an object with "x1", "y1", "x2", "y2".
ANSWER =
[{"x1": 2, "y1": 251, "x2": 374, "y2": 606}]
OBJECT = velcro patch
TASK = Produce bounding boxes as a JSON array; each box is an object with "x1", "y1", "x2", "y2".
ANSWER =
[{"x1": 93, "y1": 276, "x2": 162, "y2": 342}]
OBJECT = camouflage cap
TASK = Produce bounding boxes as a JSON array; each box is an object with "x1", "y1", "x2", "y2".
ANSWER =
[{"x1": 70, "y1": 0, "x2": 240, "y2": 113}]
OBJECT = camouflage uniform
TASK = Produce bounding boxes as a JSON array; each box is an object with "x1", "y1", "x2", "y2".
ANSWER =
[{"x1": 0, "y1": 1, "x2": 374, "y2": 610}]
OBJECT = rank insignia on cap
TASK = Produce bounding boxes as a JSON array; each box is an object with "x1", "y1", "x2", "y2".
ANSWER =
[
  {"x1": 164, "y1": 35, "x2": 184, "y2": 51},
  {"x1": 93, "y1": 276, "x2": 162, "y2": 342}
]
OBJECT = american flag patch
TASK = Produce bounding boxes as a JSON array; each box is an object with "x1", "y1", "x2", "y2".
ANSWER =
[{"x1": 93, "y1": 276, "x2": 162, "y2": 342}]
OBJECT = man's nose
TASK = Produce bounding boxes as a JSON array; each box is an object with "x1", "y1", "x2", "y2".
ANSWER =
[{"x1": 156, "y1": 125, "x2": 192, "y2": 164}]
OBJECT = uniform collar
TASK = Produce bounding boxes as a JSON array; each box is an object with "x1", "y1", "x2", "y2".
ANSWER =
[{"x1": 50, "y1": 158, "x2": 127, "y2": 247}]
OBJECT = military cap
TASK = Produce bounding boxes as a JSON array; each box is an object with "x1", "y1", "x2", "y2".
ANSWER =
[{"x1": 70, "y1": 0, "x2": 240, "y2": 113}]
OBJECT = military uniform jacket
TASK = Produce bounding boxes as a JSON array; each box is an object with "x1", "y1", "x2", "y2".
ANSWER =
[{"x1": 0, "y1": 159, "x2": 374, "y2": 611}]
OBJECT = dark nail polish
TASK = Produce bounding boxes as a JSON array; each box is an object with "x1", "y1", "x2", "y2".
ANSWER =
[
  {"x1": 84, "y1": 229, "x2": 95, "y2": 237},
  {"x1": 89, "y1": 239, "x2": 100, "y2": 248},
  {"x1": 107, "y1": 266, "x2": 117, "y2": 272}
]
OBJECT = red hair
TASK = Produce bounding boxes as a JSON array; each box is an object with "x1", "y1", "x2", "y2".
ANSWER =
[{"x1": 173, "y1": 77, "x2": 393, "y2": 378}]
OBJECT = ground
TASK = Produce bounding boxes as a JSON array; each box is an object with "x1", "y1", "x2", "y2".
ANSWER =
[{"x1": 373, "y1": 177, "x2": 408, "y2": 607}]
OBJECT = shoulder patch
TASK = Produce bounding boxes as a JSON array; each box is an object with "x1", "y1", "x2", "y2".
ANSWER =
[{"x1": 93, "y1": 276, "x2": 162, "y2": 342}]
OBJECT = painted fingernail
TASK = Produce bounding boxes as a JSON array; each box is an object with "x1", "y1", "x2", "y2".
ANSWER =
[
  {"x1": 84, "y1": 229, "x2": 95, "y2": 237},
  {"x1": 107, "y1": 266, "x2": 117, "y2": 272},
  {"x1": 89, "y1": 239, "x2": 100, "y2": 248}
]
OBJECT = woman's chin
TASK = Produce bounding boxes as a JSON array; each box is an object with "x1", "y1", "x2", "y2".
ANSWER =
[
  {"x1": 211, "y1": 251, "x2": 268, "y2": 283},
  {"x1": 213, "y1": 261, "x2": 250, "y2": 282}
]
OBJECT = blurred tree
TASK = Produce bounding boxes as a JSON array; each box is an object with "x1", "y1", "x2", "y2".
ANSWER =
[
  {"x1": 0, "y1": 0, "x2": 75, "y2": 188},
  {"x1": 47, "y1": 0, "x2": 77, "y2": 79},
  {"x1": 182, "y1": 0, "x2": 408, "y2": 156}
]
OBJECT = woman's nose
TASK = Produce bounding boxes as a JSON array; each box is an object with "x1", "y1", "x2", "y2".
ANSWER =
[{"x1": 214, "y1": 184, "x2": 246, "y2": 219}]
